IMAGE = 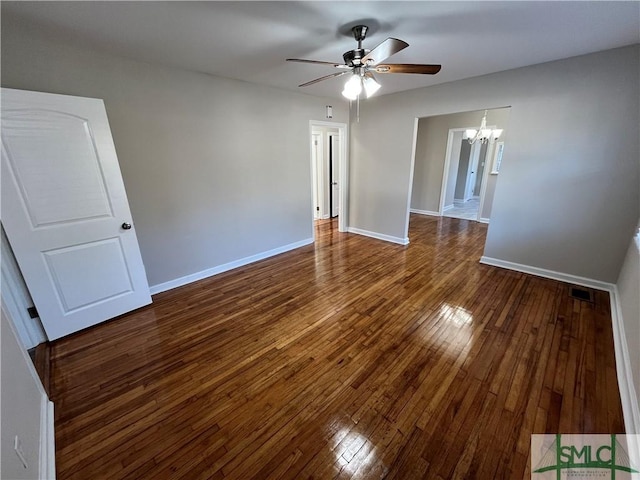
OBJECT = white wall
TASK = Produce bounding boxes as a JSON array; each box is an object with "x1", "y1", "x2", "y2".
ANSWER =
[
  {"x1": 0, "y1": 14, "x2": 348, "y2": 290},
  {"x1": 350, "y1": 45, "x2": 639, "y2": 283},
  {"x1": 1, "y1": 303, "x2": 52, "y2": 479}
]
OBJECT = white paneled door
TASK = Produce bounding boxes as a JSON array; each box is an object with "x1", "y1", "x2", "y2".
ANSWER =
[{"x1": 1, "y1": 88, "x2": 151, "y2": 340}]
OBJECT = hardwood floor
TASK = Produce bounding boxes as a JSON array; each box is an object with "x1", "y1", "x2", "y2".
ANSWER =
[{"x1": 49, "y1": 215, "x2": 624, "y2": 479}]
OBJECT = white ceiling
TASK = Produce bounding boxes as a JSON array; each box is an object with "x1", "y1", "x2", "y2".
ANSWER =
[{"x1": 3, "y1": 1, "x2": 639, "y2": 99}]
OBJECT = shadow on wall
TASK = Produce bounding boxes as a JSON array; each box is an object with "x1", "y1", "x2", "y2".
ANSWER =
[{"x1": 410, "y1": 107, "x2": 511, "y2": 223}]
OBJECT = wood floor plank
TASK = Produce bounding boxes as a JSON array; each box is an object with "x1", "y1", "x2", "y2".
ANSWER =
[{"x1": 48, "y1": 215, "x2": 625, "y2": 479}]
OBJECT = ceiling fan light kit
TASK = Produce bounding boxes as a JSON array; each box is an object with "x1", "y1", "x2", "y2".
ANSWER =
[
  {"x1": 287, "y1": 24, "x2": 441, "y2": 101},
  {"x1": 342, "y1": 70, "x2": 363, "y2": 99},
  {"x1": 363, "y1": 73, "x2": 381, "y2": 97},
  {"x1": 340, "y1": 67, "x2": 381, "y2": 100}
]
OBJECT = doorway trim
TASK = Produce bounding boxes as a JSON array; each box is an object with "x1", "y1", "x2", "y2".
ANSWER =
[
  {"x1": 476, "y1": 141, "x2": 497, "y2": 223},
  {"x1": 1, "y1": 226, "x2": 47, "y2": 348},
  {"x1": 311, "y1": 130, "x2": 324, "y2": 220},
  {"x1": 328, "y1": 132, "x2": 340, "y2": 219},
  {"x1": 464, "y1": 141, "x2": 482, "y2": 202},
  {"x1": 439, "y1": 128, "x2": 467, "y2": 215},
  {"x1": 309, "y1": 120, "x2": 348, "y2": 234},
  {"x1": 403, "y1": 118, "x2": 420, "y2": 242}
]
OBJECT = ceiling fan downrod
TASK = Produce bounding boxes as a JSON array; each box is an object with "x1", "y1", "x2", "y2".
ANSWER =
[
  {"x1": 352, "y1": 25, "x2": 368, "y2": 45},
  {"x1": 344, "y1": 25, "x2": 369, "y2": 67}
]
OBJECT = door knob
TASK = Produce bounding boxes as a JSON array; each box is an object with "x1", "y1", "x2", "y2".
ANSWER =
[{"x1": 121, "y1": 222, "x2": 132, "y2": 230}]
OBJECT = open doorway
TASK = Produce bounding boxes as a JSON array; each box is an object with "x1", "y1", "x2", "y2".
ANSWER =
[
  {"x1": 442, "y1": 136, "x2": 488, "y2": 220},
  {"x1": 409, "y1": 107, "x2": 510, "y2": 223},
  {"x1": 309, "y1": 121, "x2": 348, "y2": 233}
]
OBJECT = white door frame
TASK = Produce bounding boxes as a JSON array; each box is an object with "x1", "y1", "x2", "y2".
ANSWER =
[
  {"x1": 329, "y1": 133, "x2": 340, "y2": 218},
  {"x1": 311, "y1": 128, "x2": 330, "y2": 219},
  {"x1": 439, "y1": 128, "x2": 468, "y2": 214},
  {"x1": 309, "y1": 120, "x2": 348, "y2": 233},
  {"x1": 403, "y1": 118, "x2": 420, "y2": 243},
  {"x1": 1, "y1": 225, "x2": 47, "y2": 348},
  {"x1": 311, "y1": 131, "x2": 323, "y2": 220},
  {"x1": 476, "y1": 141, "x2": 497, "y2": 223},
  {"x1": 464, "y1": 141, "x2": 482, "y2": 202}
]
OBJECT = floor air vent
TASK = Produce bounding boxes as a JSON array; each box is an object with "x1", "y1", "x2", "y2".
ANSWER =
[{"x1": 569, "y1": 286, "x2": 594, "y2": 303}]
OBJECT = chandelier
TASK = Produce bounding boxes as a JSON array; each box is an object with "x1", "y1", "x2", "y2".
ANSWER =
[{"x1": 464, "y1": 110, "x2": 503, "y2": 145}]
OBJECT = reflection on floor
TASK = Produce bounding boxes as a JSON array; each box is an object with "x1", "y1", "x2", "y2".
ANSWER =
[{"x1": 444, "y1": 198, "x2": 480, "y2": 221}]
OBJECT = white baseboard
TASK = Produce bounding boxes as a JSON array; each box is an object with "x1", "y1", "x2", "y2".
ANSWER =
[
  {"x1": 40, "y1": 398, "x2": 55, "y2": 479},
  {"x1": 347, "y1": 227, "x2": 409, "y2": 246},
  {"x1": 443, "y1": 204, "x2": 454, "y2": 212},
  {"x1": 410, "y1": 208, "x2": 441, "y2": 217},
  {"x1": 479, "y1": 256, "x2": 615, "y2": 292},
  {"x1": 481, "y1": 255, "x2": 640, "y2": 435},
  {"x1": 610, "y1": 286, "x2": 640, "y2": 435},
  {"x1": 149, "y1": 238, "x2": 314, "y2": 294},
  {"x1": 478, "y1": 217, "x2": 490, "y2": 224}
]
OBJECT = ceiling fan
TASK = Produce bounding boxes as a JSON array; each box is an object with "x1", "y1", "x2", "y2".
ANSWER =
[{"x1": 287, "y1": 25, "x2": 441, "y2": 99}]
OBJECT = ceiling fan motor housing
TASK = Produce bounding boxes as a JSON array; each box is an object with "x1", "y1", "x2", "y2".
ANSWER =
[{"x1": 343, "y1": 49, "x2": 369, "y2": 67}]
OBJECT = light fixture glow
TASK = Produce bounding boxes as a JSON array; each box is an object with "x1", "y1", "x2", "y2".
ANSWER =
[
  {"x1": 342, "y1": 69, "x2": 382, "y2": 101},
  {"x1": 341, "y1": 87, "x2": 358, "y2": 100},
  {"x1": 363, "y1": 74, "x2": 381, "y2": 98},
  {"x1": 466, "y1": 110, "x2": 503, "y2": 145},
  {"x1": 342, "y1": 74, "x2": 362, "y2": 100}
]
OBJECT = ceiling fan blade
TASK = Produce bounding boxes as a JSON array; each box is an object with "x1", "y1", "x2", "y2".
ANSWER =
[
  {"x1": 361, "y1": 38, "x2": 409, "y2": 66},
  {"x1": 287, "y1": 58, "x2": 351, "y2": 69},
  {"x1": 299, "y1": 70, "x2": 351, "y2": 87},
  {"x1": 374, "y1": 64, "x2": 442, "y2": 74}
]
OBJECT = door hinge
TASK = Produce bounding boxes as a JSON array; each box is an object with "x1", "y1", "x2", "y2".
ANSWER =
[
  {"x1": 27, "y1": 306, "x2": 39, "y2": 318},
  {"x1": 316, "y1": 206, "x2": 320, "y2": 211},
  {"x1": 314, "y1": 140, "x2": 318, "y2": 146}
]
